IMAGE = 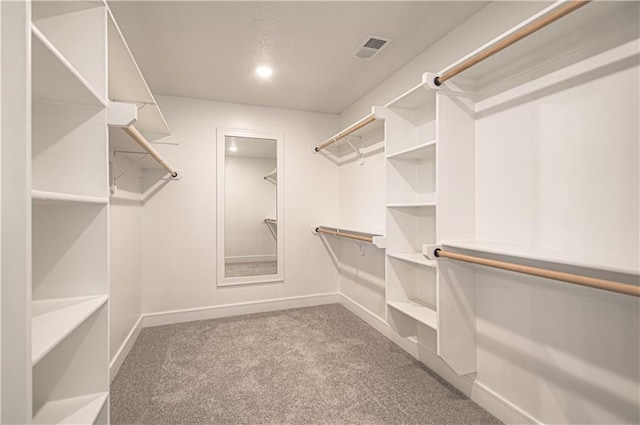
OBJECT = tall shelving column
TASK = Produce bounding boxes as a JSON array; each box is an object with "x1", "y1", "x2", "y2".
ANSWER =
[
  {"x1": 384, "y1": 83, "x2": 439, "y2": 352},
  {"x1": 432, "y1": 85, "x2": 477, "y2": 375},
  {"x1": 1, "y1": 1, "x2": 32, "y2": 423},
  {"x1": 31, "y1": 2, "x2": 109, "y2": 424}
]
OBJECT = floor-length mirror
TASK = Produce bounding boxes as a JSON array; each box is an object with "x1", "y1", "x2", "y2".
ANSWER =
[{"x1": 217, "y1": 129, "x2": 283, "y2": 286}]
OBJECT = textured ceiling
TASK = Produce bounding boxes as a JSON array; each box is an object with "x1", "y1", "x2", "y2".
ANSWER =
[{"x1": 109, "y1": 1, "x2": 487, "y2": 114}]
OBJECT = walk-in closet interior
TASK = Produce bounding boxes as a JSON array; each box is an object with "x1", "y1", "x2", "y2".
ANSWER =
[{"x1": 1, "y1": 0, "x2": 639, "y2": 424}]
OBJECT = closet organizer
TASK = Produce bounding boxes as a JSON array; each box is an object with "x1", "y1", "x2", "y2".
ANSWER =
[
  {"x1": 27, "y1": 1, "x2": 179, "y2": 424},
  {"x1": 313, "y1": 0, "x2": 639, "y2": 376}
]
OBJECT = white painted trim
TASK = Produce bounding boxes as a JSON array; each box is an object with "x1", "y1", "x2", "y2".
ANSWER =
[
  {"x1": 216, "y1": 128, "x2": 284, "y2": 287},
  {"x1": 141, "y1": 293, "x2": 340, "y2": 328},
  {"x1": 110, "y1": 291, "x2": 537, "y2": 425},
  {"x1": 338, "y1": 294, "x2": 536, "y2": 425},
  {"x1": 109, "y1": 314, "x2": 143, "y2": 382},
  {"x1": 471, "y1": 380, "x2": 540, "y2": 425},
  {"x1": 225, "y1": 254, "x2": 277, "y2": 264}
]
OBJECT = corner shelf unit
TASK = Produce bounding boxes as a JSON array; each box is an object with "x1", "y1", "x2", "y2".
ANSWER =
[
  {"x1": 384, "y1": 80, "x2": 440, "y2": 341},
  {"x1": 30, "y1": 1, "x2": 110, "y2": 423},
  {"x1": 382, "y1": 74, "x2": 477, "y2": 377}
]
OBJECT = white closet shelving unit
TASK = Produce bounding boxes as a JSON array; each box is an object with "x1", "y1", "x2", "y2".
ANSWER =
[
  {"x1": 380, "y1": 75, "x2": 476, "y2": 374},
  {"x1": 383, "y1": 82, "x2": 439, "y2": 344},
  {"x1": 31, "y1": 1, "x2": 110, "y2": 423}
]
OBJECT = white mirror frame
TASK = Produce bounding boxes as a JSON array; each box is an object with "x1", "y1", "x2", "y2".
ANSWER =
[{"x1": 216, "y1": 128, "x2": 284, "y2": 286}]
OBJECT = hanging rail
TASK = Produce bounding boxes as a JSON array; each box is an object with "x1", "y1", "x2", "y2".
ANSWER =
[
  {"x1": 433, "y1": 249, "x2": 640, "y2": 298},
  {"x1": 122, "y1": 125, "x2": 178, "y2": 177},
  {"x1": 433, "y1": 0, "x2": 590, "y2": 86},
  {"x1": 315, "y1": 227, "x2": 373, "y2": 243},
  {"x1": 314, "y1": 114, "x2": 376, "y2": 152}
]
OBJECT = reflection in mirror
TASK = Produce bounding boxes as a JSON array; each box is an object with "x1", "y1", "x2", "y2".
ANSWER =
[{"x1": 217, "y1": 130, "x2": 283, "y2": 286}]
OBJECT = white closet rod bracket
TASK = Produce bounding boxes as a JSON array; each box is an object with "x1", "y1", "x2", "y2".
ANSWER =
[
  {"x1": 344, "y1": 136, "x2": 365, "y2": 165},
  {"x1": 107, "y1": 101, "x2": 137, "y2": 127},
  {"x1": 108, "y1": 101, "x2": 179, "y2": 179},
  {"x1": 122, "y1": 126, "x2": 179, "y2": 178}
]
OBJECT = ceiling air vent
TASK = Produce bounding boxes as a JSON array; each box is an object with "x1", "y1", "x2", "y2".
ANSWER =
[{"x1": 351, "y1": 34, "x2": 392, "y2": 60}]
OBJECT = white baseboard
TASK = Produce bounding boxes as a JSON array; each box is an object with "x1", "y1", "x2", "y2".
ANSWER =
[
  {"x1": 338, "y1": 294, "x2": 536, "y2": 425},
  {"x1": 111, "y1": 293, "x2": 340, "y2": 380},
  {"x1": 140, "y1": 292, "x2": 340, "y2": 328},
  {"x1": 110, "y1": 314, "x2": 143, "y2": 382},
  {"x1": 109, "y1": 291, "x2": 537, "y2": 425}
]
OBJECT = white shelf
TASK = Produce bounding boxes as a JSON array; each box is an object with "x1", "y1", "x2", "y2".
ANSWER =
[
  {"x1": 387, "y1": 201, "x2": 436, "y2": 208},
  {"x1": 387, "y1": 252, "x2": 437, "y2": 268},
  {"x1": 33, "y1": 392, "x2": 108, "y2": 425},
  {"x1": 32, "y1": 190, "x2": 108, "y2": 206},
  {"x1": 385, "y1": 81, "x2": 436, "y2": 110},
  {"x1": 438, "y1": 240, "x2": 640, "y2": 276},
  {"x1": 386, "y1": 140, "x2": 436, "y2": 161},
  {"x1": 320, "y1": 112, "x2": 385, "y2": 158},
  {"x1": 31, "y1": 25, "x2": 106, "y2": 107},
  {"x1": 106, "y1": 9, "x2": 171, "y2": 136},
  {"x1": 314, "y1": 225, "x2": 386, "y2": 248},
  {"x1": 32, "y1": 295, "x2": 108, "y2": 365},
  {"x1": 387, "y1": 299, "x2": 438, "y2": 330}
]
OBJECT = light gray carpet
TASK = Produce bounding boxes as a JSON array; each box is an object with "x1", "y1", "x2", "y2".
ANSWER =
[
  {"x1": 225, "y1": 261, "x2": 277, "y2": 277},
  {"x1": 111, "y1": 304, "x2": 501, "y2": 425}
]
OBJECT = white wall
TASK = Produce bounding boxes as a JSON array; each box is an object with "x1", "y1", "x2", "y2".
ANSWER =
[
  {"x1": 337, "y1": 1, "x2": 639, "y2": 424},
  {"x1": 140, "y1": 95, "x2": 340, "y2": 314},
  {"x1": 473, "y1": 34, "x2": 639, "y2": 425},
  {"x1": 224, "y1": 156, "x2": 276, "y2": 261},
  {"x1": 109, "y1": 170, "x2": 142, "y2": 363},
  {"x1": 340, "y1": 1, "x2": 551, "y2": 126},
  {"x1": 337, "y1": 147, "x2": 387, "y2": 319}
]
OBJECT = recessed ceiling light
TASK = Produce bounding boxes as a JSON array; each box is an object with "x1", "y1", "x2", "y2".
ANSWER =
[
  {"x1": 229, "y1": 145, "x2": 238, "y2": 152},
  {"x1": 256, "y1": 66, "x2": 273, "y2": 78}
]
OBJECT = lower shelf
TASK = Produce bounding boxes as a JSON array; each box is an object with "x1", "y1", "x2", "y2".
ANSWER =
[
  {"x1": 387, "y1": 299, "x2": 438, "y2": 330},
  {"x1": 33, "y1": 392, "x2": 108, "y2": 425},
  {"x1": 32, "y1": 295, "x2": 108, "y2": 364}
]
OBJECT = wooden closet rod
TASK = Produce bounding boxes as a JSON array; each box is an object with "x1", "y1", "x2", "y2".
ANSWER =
[
  {"x1": 123, "y1": 125, "x2": 178, "y2": 178},
  {"x1": 315, "y1": 114, "x2": 376, "y2": 152},
  {"x1": 434, "y1": 0, "x2": 590, "y2": 86},
  {"x1": 434, "y1": 249, "x2": 640, "y2": 298},
  {"x1": 315, "y1": 227, "x2": 374, "y2": 243}
]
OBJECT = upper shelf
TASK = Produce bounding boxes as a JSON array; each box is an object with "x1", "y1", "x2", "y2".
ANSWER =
[
  {"x1": 32, "y1": 190, "x2": 108, "y2": 206},
  {"x1": 441, "y1": 1, "x2": 638, "y2": 92},
  {"x1": 316, "y1": 110, "x2": 385, "y2": 158},
  {"x1": 31, "y1": 25, "x2": 106, "y2": 107},
  {"x1": 385, "y1": 81, "x2": 436, "y2": 110},
  {"x1": 314, "y1": 225, "x2": 386, "y2": 248},
  {"x1": 106, "y1": 7, "x2": 171, "y2": 138},
  {"x1": 435, "y1": 240, "x2": 640, "y2": 277}
]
